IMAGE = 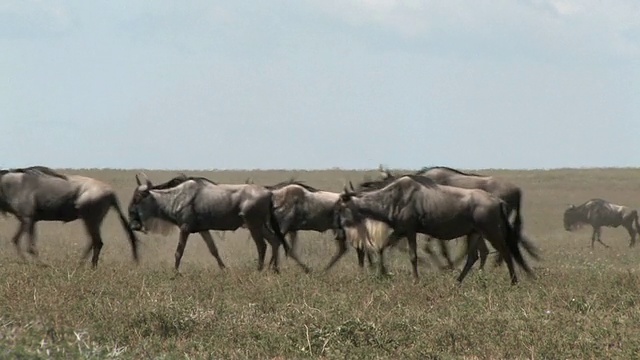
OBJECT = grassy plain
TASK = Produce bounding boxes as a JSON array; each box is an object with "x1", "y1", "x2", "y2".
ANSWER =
[{"x1": 1, "y1": 168, "x2": 640, "y2": 359}]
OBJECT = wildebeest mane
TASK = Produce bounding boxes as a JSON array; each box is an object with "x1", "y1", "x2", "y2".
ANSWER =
[
  {"x1": 10, "y1": 166, "x2": 68, "y2": 180},
  {"x1": 266, "y1": 178, "x2": 320, "y2": 192},
  {"x1": 581, "y1": 198, "x2": 608, "y2": 208},
  {"x1": 415, "y1": 166, "x2": 482, "y2": 177},
  {"x1": 150, "y1": 174, "x2": 217, "y2": 190},
  {"x1": 357, "y1": 174, "x2": 438, "y2": 193}
]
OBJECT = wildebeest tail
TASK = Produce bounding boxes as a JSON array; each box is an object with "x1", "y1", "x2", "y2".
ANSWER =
[
  {"x1": 268, "y1": 195, "x2": 291, "y2": 257},
  {"x1": 110, "y1": 194, "x2": 140, "y2": 263},
  {"x1": 511, "y1": 190, "x2": 524, "y2": 237},
  {"x1": 633, "y1": 210, "x2": 640, "y2": 246},
  {"x1": 500, "y1": 202, "x2": 535, "y2": 277}
]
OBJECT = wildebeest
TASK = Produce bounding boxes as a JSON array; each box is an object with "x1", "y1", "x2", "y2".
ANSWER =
[
  {"x1": 368, "y1": 169, "x2": 484, "y2": 269},
  {"x1": 563, "y1": 198, "x2": 640, "y2": 248},
  {"x1": 378, "y1": 165, "x2": 531, "y2": 269},
  {"x1": 264, "y1": 179, "x2": 375, "y2": 269},
  {"x1": 332, "y1": 175, "x2": 537, "y2": 285},
  {"x1": 0, "y1": 166, "x2": 139, "y2": 267},
  {"x1": 127, "y1": 173, "x2": 310, "y2": 273},
  {"x1": 412, "y1": 166, "x2": 525, "y2": 234}
]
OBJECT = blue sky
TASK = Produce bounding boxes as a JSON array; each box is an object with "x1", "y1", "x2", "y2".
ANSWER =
[{"x1": 1, "y1": 0, "x2": 639, "y2": 170}]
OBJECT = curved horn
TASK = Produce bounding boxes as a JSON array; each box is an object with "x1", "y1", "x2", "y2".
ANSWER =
[
  {"x1": 378, "y1": 164, "x2": 391, "y2": 178},
  {"x1": 139, "y1": 172, "x2": 152, "y2": 187},
  {"x1": 135, "y1": 174, "x2": 142, "y2": 186},
  {"x1": 349, "y1": 181, "x2": 355, "y2": 192}
]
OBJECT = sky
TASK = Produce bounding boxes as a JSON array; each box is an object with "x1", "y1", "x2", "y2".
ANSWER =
[{"x1": 1, "y1": 0, "x2": 639, "y2": 170}]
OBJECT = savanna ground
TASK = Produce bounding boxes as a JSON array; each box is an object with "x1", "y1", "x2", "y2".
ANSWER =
[{"x1": 1, "y1": 168, "x2": 640, "y2": 359}]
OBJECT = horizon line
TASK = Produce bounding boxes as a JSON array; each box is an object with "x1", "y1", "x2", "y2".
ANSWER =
[{"x1": 21, "y1": 166, "x2": 640, "y2": 172}]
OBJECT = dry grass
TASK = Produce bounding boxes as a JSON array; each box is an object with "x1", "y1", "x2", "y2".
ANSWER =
[{"x1": 1, "y1": 168, "x2": 640, "y2": 359}]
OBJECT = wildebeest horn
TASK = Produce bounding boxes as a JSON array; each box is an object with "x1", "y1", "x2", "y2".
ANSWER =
[
  {"x1": 135, "y1": 174, "x2": 142, "y2": 186},
  {"x1": 349, "y1": 181, "x2": 355, "y2": 191},
  {"x1": 378, "y1": 164, "x2": 391, "y2": 178},
  {"x1": 138, "y1": 172, "x2": 152, "y2": 187}
]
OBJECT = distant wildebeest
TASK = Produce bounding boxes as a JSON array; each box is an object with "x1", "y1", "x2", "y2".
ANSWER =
[
  {"x1": 0, "y1": 166, "x2": 139, "y2": 267},
  {"x1": 127, "y1": 173, "x2": 310, "y2": 273},
  {"x1": 331, "y1": 175, "x2": 537, "y2": 285},
  {"x1": 264, "y1": 179, "x2": 375, "y2": 269},
  {"x1": 563, "y1": 198, "x2": 640, "y2": 248}
]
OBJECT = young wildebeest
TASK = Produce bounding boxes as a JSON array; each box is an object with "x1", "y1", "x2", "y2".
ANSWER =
[
  {"x1": 127, "y1": 173, "x2": 310, "y2": 273},
  {"x1": 264, "y1": 179, "x2": 375, "y2": 269},
  {"x1": 332, "y1": 175, "x2": 537, "y2": 285},
  {"x1": 0, "y1": 166, "x2": 139, "y2": 267},
  {"x1": 564, "y1": 198, "x2": 640, "y2": 248}
]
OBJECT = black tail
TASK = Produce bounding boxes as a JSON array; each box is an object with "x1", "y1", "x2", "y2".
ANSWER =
[
  {"x1": 500, "y1": 202, "x2": 535, "y2": 277},
  {"x1": 110, "y1": 195, "x2": 140, "y2": 264},
  {"x1": 505, "y1": 195, "x2": 541, "y2": 262},
  {"x1": 268, "y1": 196, "x2": 290, "y2": 257},
  {"x1": 511, "y1": 195, "x2": 523, "y2": 238},
  {"x1": 633, "y1": 211, "x2": 640, "y2": 246}
]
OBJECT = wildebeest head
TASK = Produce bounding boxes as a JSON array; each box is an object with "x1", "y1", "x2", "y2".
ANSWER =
[
  {"x1": 128, "y1": 173, "x2": 155, "y2": 233},
  {"x1": 332, "y1": 183, "x2": 363, "y2": 240},
  {"x1": 563, "y1": 204, "x2": 580, "y2": 231}
]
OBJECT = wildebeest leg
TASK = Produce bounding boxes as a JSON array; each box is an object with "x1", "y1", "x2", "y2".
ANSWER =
[
  {"x1": 248, "y1": 227, "x2": 268, "y2": 272},
  {"x1": 477, "y1": 239, "x2": 490, "y2": 270},
  {"x1": 83, "y1": 220, "x2": 104, "y2": 269},
  {"x1": 422, "y1": 239, "x2": 446, "y2": 270},
  {"x1": 356, "y1": 248, "x2": 366, "y2": 268},
  {"x1": 23, "y1": 220, "x2": 39, "y2": 258},
  {"x1": 264, "y1": 233, "x2": 282, "y2": 273},
  {"x1": 457, "y1": 234, "x2": 480, "y2": 283},
  {"x1": 11, "y1": 221, "x2": 26, "y2": 260},
  {"x1": 288, "y1": 231, "x2": 299, "y2": 256},
  {"x1": 483, "y1": 228, "x2": 518, "y2": 285},
  {"x1": 377, "y1": 248, "x2": 389, "y2": 277},
  {"x1": 595, "y1": 227, "x2": 609, "y2": 248},
  {"x1": 263, "y1": 228, "x2": 310, "y2": 273},
  {"x1": 366, "y1": 250, "x2": 375, "y2": 268},
  {"x1": 324, "y1": 239, "x2": 348, "y2": 272},
  {"x1": 439, "y1": 239, "x2": 455, "y2": 270},
  {"x1": 406, "y1": 232, "x2": 419, "y2": 281},
  {"x1": 174, "y1": 229, "x2": 191, "y2": 272},
  {"x1": 199, "y1": 231, "x2": 226, "y2": 270},
  {"x1": 356, "y1": 248, "x2": 375, "y2": 269},
  {"x1": 591, "y1": 226, "x2": 597, "y2": 249},
  {"x1": 624, "y1": 223, "x2": 636, "y2": 247}
]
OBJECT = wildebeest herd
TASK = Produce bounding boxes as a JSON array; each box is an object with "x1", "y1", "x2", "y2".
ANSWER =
[{"x1": 0, "y1": 165, "x2": 637, "y2": 286}]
